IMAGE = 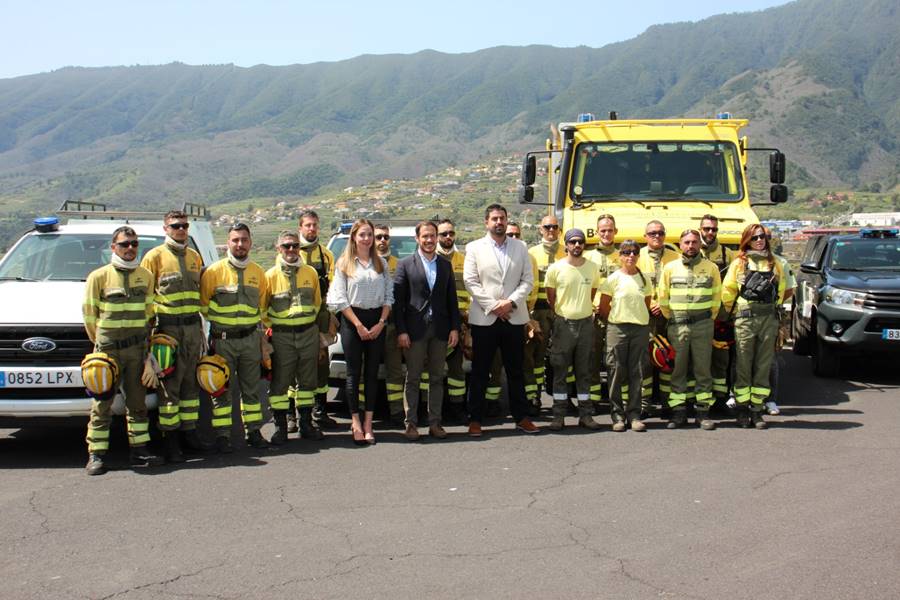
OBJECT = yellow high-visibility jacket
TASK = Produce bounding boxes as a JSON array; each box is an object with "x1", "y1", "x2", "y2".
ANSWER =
[
  {"x1": 529, "y1": 242, "x2": 566, "y2": 308},
  {"x1": 140, "y1": 243, "x2": 202, "y2": 318},
  {"x1": 83, "y1": 264, "x2": 154, "y2": 345},
  {"x1": 262, "y1": 258, "x2": 322, "y2": 330},
  {"x1": 657, "y1": 257, "x2": 722, "y2": 320},
  {"x1": 200, "y1": 259, "x2": 267, "y2": 331}
]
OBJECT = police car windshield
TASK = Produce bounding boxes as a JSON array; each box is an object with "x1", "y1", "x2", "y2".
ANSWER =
[
  {"x1": 328, "y1": 235, "x2": 419, "y2": 260},
  {"x1": 829, "y1": 239, "x2": 900, "y2": 271},
  {"x1": 570, "y1": 141, "x2": 744, "y2": 202},
  {"x1": 0, "y1": 234, "x2": 166, "y2": 281}
]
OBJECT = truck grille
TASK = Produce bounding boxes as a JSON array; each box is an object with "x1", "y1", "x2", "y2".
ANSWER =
[
  {"x1": 863, "y1": 291, "x2": 900, "y2": 311},
  {"x1": 0, "y1": 326, "x2": 93, "y2": 366}
]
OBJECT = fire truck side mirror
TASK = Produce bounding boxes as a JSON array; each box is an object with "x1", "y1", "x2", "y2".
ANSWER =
[
  {"x1": 522, "y1": 155, "x2": 537, "y2": 187},
  {"x1": 769, "y1": 151, "x2": 786, "y2": 184},
  {"x1": 770, "y1": 184, "x2": 788, "y2": 203},
  {"x1": 519, "y1": 185, "x2": 535, "y2": 204}
]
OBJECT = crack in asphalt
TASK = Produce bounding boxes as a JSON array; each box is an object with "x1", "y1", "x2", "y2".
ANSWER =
[
  {"x1": 94, "y1": 561, "x2": 228, "y2": 600},
  {"x1": 751, "y1": 466, "x2": 845, "y2": 491}
]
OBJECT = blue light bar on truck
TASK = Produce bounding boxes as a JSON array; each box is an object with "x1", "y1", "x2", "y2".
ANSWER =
[
  {"x1": 576, "y1": 113, "x2": 596, "y2": 123},
  {"x1": 339, "y1": 222, "x2": 353, "y2": 234},
  {"x1": 34, "y1": 217, "x2": 59, "y2": 233},
  {"x1": 860, "y1": 228, "x2": 899, "y2": 238}
]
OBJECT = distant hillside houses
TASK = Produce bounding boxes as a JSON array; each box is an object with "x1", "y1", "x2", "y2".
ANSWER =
[{"x1": 850, "y1": 212, "x2": 900, "y2": 226}]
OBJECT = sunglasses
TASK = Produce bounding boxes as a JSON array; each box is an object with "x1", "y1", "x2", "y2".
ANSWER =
[
  {"x1": 567, "y1": 239, "x2": 585, "y2": 245},
  {"x1": 280, "y1": 242, "x2": 300, "y2": 250},
  {"x1": 167, "y1": 222, "x2": 189, "y2": 230},
  {"x1": 439, "y1": 231, "x2": 456, "y2": 237},
  {"x1": 507, "y1": 232, "x2": 521, "y2": 238},
  {"x1": 619, "y1": 249, "x2": 638, "y2": 256},
  {"x1": 750, "y1": 234, "x2": 767, "y2": 242},
  {"x1": 115, "y1": 240, "x2": 139, "y2": 249},
  {"x1": 701, "y1": 226, "x2": 718, "y2": 232},
  {"x1": 542, "y1": 224, "x2": 559, "y2": 230},
  {"x1": 375, "y1": 234, "x2": 390, "y2": 241},
  {"x1": 646, "y1": 230, "x2": 666, "y2": 237}
]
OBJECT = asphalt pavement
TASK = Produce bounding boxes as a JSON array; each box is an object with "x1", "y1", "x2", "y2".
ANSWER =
[{"x1": 2, "y1": 351, "x2": 899, "y2": 600}]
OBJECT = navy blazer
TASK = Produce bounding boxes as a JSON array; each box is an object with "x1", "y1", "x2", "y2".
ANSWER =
[{"x1": 393, "y1": 252, "x2": 461, "y2": 341}]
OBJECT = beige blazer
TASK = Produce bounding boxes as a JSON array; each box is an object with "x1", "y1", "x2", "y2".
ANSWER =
[{"x1": 463, "y1": 234, "x2": 534, "y2": 326}]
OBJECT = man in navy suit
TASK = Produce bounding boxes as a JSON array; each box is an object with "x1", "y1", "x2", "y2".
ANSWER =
[{"x1": 394, "y1": 220, "x2": 462, "y2": 440}]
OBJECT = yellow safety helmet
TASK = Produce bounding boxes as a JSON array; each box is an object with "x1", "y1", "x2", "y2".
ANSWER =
[
  {"x1": 197, "y1": 354, "x2": 230, "y2": 398},
  {"x1": 81, "y1": 352, "x2": 120, "y2": 401},
  {"x1": 150, "y1": 333, "x2": 179, "y2": 377}
]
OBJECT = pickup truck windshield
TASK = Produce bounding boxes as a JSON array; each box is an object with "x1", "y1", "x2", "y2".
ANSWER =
[
  {"x1": 0, "y1": 234, "x2": 166, "y2": 281},
  {"x1": 830, "y1": 239, "x2": 900, "y2": 271},
  {"x1": 328, "y1": 235, "x2": 419, "y2": 261},
  {"x1": 569, "y1": 141, "x2": 743, "y2": 202}
]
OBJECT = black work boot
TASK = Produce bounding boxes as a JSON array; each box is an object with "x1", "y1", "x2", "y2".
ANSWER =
[
  {"x1": 388, "y1": 402, "x2": 406, "y2": 427},
  {"x1": 246, "y1": 429, "x2": 270, "y2": 449},
  {"x1": 286, "y1": 407, "x2": 299, "y2": 434},
  {"x1": 695, "y1": 408, "x2": 716, "y2": 431},
  {"x1": 215, "y1": 435, "x2": 234, "y2": 454},
  {"x1": 313, "y1": 394, "x2": 338, "y2": 429},
  {"x1": 85, "y1": 453, "x2": 107, "y2": 476},
  {"x1": 270, "y1": 411, "x2": 289, "y2": 446},
  {"x1": 181, "y1": 429, "x2": 209, "y2": 453},
  {"x1": 130, "y1": 446, "x2": 164, "y2": 468},
  {"x1": 735, "y1": 404, "x2": 752, "y2": 428},
  {"x1": 298, "y1": 407, "x2": 325, "y2": 440},
  {"x1": 163, "y1": 431, "x2": 185, "y2": 463},
  {"x1": 667, "y1": 407, "x2": 688, "y2": 429},
  {"x1": 750, "y1": 409, "x2": 768, "y2": 430}
]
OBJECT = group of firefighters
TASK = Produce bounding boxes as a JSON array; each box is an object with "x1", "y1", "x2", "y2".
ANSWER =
[{"x1": 79, "y1": 207, "x2": 793, "y2": 476}]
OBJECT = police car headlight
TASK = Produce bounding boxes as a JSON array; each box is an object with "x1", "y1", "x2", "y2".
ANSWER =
[{"x1": 826, "y1": 287, "x2": 865, "y2": 307}]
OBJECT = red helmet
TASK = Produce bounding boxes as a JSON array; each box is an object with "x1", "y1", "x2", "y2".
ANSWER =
[{"x1": 649, "y1": 334, "x2": 676, "y2": 373}]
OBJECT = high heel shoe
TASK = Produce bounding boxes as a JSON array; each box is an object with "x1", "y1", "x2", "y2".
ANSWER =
[
  {"x1": 351, "y1": 426, "x2": 366, "y2": 446},
  {"x1": 364, "y1": 430, "x2": 376, "y2": 445}
]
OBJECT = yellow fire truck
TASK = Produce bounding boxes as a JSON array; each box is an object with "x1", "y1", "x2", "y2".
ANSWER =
[{"x1": 519, "y1": 112, "x2": 787, "y2": 245}]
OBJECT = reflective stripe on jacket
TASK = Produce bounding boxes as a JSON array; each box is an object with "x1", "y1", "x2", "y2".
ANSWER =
[
  {"x1": 263, "y1": 260, "x2": 322, "y2": 328},
  {"x1": 83, "y1": 264, "x2": 154, "y2": 344},
  {"x1": 657, "y1": 258, "x2": 722, "y2": 319},
  {"x1": 140, "y1": 243, "x2": 202, "y2": 316},
  {"x1": 200, "y1": 259, "x2": 267, "y2": 330}
]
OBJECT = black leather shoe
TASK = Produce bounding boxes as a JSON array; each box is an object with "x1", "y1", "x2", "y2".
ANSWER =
[
  {"x1": 215, "y1": 435, "x2": 235, "y2": 454},
  {"x1": 246, "y1": 429, "x2": 270, "y2": 449},
  {"x1": 130, "y1": 446, "x2": 164, "y2": 467}
]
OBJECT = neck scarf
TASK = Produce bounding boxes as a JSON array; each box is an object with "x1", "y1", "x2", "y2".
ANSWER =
[
  {"x1": 228, "y1": 250, "x2": 250, "y2": 270},
  {"x1": 597, "y1": 242, "x2": 615, "y2": 255},
  {"x1": 682, "y1": 253, "x2": 702, "y2": 267},
  {"x1": 436, "y1": 245, "x2": 455, "y2": 258},
  {"x1": 542, "y1": 239, "x2": 560, "y2": 257},
  {"x1": 165, "y1": 236, "x2": 186, "y2": 253},
  {"x1": 111, "y1": 254, "x2": 140, "y2": 271},
  {"x1": 299, "y1": 235, "x2": 318, "y2": 249}
]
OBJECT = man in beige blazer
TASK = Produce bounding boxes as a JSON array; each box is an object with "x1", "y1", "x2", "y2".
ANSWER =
[{"x1": 463, "y1": 204, "x2": 540, "y2": 436}]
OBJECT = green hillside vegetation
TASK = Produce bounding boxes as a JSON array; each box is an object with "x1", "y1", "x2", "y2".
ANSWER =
[{"x1": 1, "y1": 0, "x2": 899, "y2": 250}]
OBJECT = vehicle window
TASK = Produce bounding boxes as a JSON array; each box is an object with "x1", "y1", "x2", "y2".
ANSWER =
[
  {"x1": 328, "y1": 235, "x2": 417, "y2": 261},
  {"x1": 569, "y1": 141, "x2": 744, "y2": 202},
  {"x1": 0, "y1": 234, "x2": 166, "y2": 281},
  {"x1": 829, "y1": 239, "x2": 900, "y2": 270}
]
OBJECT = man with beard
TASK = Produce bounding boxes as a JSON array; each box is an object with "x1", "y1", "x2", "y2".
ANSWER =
[
  {"x1": 296, "y1": 210, "x2": 337, "y2": 431},
  {"x1": 436, "y1": 219, "x2": 469, "y2": 423},
  {"x1": 586, "y1": 214, "x2": 619, "y2": 411},
  {"x1": 83, "y1": 227, "x2": 162, "y2": 475},
  {"x1": 141, "y1": 210, "x2": 207, "y2": 462},
  {"x1": 637, "y1": 220, "x2": 680, "y2": 411},
  {"x1": 544, "y1": 229, "x2": 602, "y2": 430},
  {"x1": 698, "y1": 214, "x2": 735, "y2": 409},
  {"x1": 525, "y1": 215, "x2": 566, "y2": 415},
  {"x1": 657, "y1": 229, "x2": 722, "y2": 430},
  {"x1": 200, "y1": 223, "x2": 269, "y2": 452},
  {"x1": 373, "y1": 224, "x2": 405, "y2": 425}
]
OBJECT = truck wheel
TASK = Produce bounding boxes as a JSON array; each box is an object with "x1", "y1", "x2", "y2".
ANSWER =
[
  {"x1": 791, "y1": 302, "x2": 811, "y2": 355},
  {"x1": 812, "y1": 333, "x2": 840, "y2": 377}
]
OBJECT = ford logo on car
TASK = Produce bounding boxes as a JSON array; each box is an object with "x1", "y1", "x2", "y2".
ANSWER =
[{"x1": 21, "y1": 338, "x2": 57, "y2": 353}]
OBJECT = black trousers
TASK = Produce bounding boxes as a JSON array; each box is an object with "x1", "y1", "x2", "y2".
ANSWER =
[
  {"x1": 341, "y1": 308, "x2": 385, "y2": 414},
  {"x1": 467, "y1": 319, "x2": 528, "y2": 423}
]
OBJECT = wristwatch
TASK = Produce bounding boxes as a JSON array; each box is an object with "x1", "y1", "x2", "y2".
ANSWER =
[
  {"x1": 510, "y1": 301, "x2": 518, "y2": 310},
  {"x1": 379, "y1": 318, "x2": 387, "y2": 325}
]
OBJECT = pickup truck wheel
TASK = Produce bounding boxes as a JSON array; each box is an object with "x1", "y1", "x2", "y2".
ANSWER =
[
  {"x1": 812, "y1": 332, "x2": 840, "y2": 377},
  {"x1": 791, "y1": 302, "x2": 811, "y2": 355}
]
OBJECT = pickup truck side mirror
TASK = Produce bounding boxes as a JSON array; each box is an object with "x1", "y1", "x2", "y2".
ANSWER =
[{"x1": 800, "y1": 260, "x2": 821, "y2": 274}]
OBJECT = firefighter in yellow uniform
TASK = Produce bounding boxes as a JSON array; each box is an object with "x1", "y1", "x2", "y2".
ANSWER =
[
  {"x1": 296, "y1": 210, "x2": 336, "y2": 430},
  {"x1": 721, "y1": 224, "x2": 787, "y2": 430},
  {"x1": 140, "y1": 210, "x2": 206, "y2": 463},
  {"x1": 372, "y1": 224, "x2": 406, "y2": 424},
  {"x1": 436, "y1": 219, "x2": 469, "y2": 423},
  {"x1": 83, "y1": 226, "x2": 161, "y2": 476},
  {"x1": 263, "y1": 231, "x2": 327, "y2": 444},
  {"x1": 200, "y1": 223, "x2": 269, "y2": 453},
  {"x1": 637, "y1": 220, "x2": 680, "y2": 413},
  {"x1": 657, "y1": 229, "x2": 722, "y2": 430},
  {"x1": 526, "y1": 215, "x2": 566, "y2": 414},
  {"x1": 586, "y1": 214, "x2": 619, "y2": 412},
  {"x1": 699, "y1": 214, "x2": 736, "y2": 408}
]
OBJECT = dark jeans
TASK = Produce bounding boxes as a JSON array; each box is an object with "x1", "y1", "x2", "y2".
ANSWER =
[
  {"x1": 341, "y1": 307, "x2": 385, "y2": 415},
  {"x1": 467, "y1": 319, "x2": 528, "y2": 423}
]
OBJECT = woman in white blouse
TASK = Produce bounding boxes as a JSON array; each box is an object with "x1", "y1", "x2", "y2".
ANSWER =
[{"x1": 326, "y1": 219, "x2": 393, "y2": 445}]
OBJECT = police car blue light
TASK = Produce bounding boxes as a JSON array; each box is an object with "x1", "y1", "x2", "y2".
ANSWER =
[{"x1": 34, "y1": 217, "x2": 60, "y2": 233}]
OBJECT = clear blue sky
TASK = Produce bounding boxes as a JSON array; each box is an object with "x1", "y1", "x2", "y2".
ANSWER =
[{"x1": 1, "y1": 0, "x2": 791, "y2": 80}]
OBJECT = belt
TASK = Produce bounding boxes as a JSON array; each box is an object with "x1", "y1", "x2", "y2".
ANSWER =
[
  {"x1": 104, "y1": 333, "x2": 146, "y2": 350},
  {"x1": 736, "y1": 304, "x2": 776, "y2": 319},
  {"x1": 271, "y1": 322, "x2": 316, "y2": 333},
  {"x1": 211, "y1": 326, "x2": 257, "y2": 340},
  {"x1": 669, "y1": 311, "x2": 712, "y2": 325},
  {"x1": 157, "y1": 314, "x2": 201, "y2": 326},
  {"x1": 533, "y1": 299, "x2": 551, "y2": 311},
  {"x1": 561, "y1": 316, "x2": 592, "y2": 325}
]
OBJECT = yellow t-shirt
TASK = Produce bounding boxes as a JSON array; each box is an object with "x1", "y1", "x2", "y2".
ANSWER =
[
  {"x1": 599, "y1": 270, "x2": 652, "y2": 325},
  {"x1": 544, "y1": 259, "x2": 602, "y2": 320}
]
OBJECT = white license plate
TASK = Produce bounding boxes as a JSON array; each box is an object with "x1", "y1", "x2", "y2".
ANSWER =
[
  {"x1": 882, "y1": 329, "x2": 900, "y2": 340},
  {"x1": 0, "y1": 370, "x2": 82, "y2": 388}
]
